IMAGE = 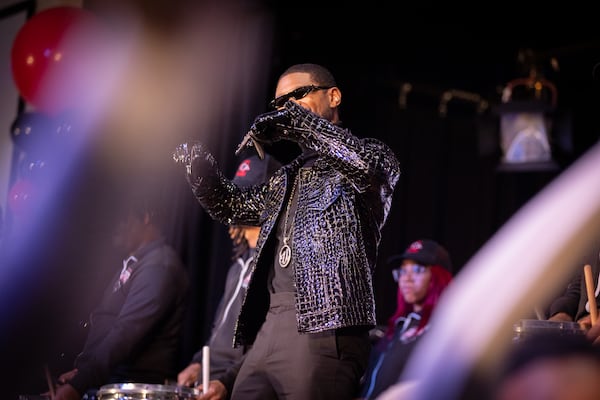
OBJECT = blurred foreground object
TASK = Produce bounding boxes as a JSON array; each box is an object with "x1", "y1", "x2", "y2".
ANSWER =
[
  {"x1": 11, "y1": 6, "x2": 104, "y2": 115},
  {"x1": 387, "y1": 139, "x2": 600, "y2": 400}
]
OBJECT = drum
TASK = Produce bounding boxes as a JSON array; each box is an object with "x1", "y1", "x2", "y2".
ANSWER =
[
  {"x1": 96, "y1": 383, "x2": 200, "y2": 400},
  {"x1": 512, "y1": 319, "x2": 585, "y2": 343}
]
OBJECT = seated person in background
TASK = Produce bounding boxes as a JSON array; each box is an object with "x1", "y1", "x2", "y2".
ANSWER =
[
  {"x1": 177, "y1": 154, "x2": 281, "y2": 396},
  {"x1": 547, "y1": 244, "x2": 600, "y2": 337},
  {"x1": 53, "y1": 187, "x2": 190, "y2": 400},
  {"x1": 358, "y1": 239, "x2": 454, "y2": 400},
  {"x1": 494, "y1": 331, "x2": 600, "y2": 400}
]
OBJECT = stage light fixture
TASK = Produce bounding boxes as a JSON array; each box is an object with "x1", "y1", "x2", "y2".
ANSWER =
[{"x1": 495, "y1": 77, "x2": 559, "y2": 172}]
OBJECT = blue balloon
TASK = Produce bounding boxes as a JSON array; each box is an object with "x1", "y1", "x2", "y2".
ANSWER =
[{"x1": 10, "y1": 111, "x2": 55, "y2": 156}]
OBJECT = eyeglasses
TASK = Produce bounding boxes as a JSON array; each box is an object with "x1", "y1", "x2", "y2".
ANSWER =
[
  {"x1": 392, "y1": 264, "x2": 428, "y2": 282},
  {"x1": 269, "y1": 85, "x2": 333, "y2": 109}
]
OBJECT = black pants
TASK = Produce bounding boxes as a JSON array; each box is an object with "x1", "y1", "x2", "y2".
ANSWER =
[{"x1": 231, "y1": 292, "x2": 371, "y2": 400}]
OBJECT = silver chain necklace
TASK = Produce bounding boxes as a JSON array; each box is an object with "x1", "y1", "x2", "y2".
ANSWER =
[{"x1": 279, "y1": 178, "x2": 298, "y2": 268}]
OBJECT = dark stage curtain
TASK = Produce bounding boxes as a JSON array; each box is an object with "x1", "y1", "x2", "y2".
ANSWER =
[{"x1": 5, "y1": 62, "x2": 597, "y2": 399}]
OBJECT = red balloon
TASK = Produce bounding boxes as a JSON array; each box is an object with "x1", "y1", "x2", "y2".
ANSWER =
[{"x1": 10, "y1": 6, "x2": 101, "y2": 115}]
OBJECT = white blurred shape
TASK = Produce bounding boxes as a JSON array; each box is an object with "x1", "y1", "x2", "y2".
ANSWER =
[
  {"x1": 380, "y1": 141, "x2": 600, "y2": 400},
  {"x1": 3, "y1": 1, "x2": 273, "y2": 283},
  {"x1": 88, "y1": 2, "x2": 273, "y2": 178}
]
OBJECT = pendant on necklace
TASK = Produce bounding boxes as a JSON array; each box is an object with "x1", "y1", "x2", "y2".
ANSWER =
[{"x1": 279, "y1": 241, "x2": 292, "y2": 268}]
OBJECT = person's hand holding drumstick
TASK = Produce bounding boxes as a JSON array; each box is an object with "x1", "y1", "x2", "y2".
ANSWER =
[
  {"x1": 586, "y1": 322, "x2": 600, "y2": 344},
  {"x1": 547, "y1": 264, "x2": 596, "y2": 326},
  {"x1": 584, "y1": 263, "x2": 600, "y2": 344},
  {"x1": 52, "y1": 383, "x2": 80, "y2": 400},
  {"x1": 41, "y1": 367, "x2": 78, "y2": 400},
  {"x1": 194, "y1": 380, "x2": 227, "y2": 400},
  {"x1": 547, "y1": 256, "x2": 600, "y2": 345}
]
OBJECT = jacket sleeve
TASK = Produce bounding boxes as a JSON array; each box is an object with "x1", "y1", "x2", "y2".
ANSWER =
[
  {"x1": 217, "y1": 351, "x2": 247, "y2": 396},
  {"x1": 182, "y1": 142, "x2": 270, "y2": 226},
  {"x1": 276, "y1": 100, "x2": 400, "y2": 197},
  {"x1": 548, "y1": 269, "x2": 582, "y2": 319},
  {"x1": 69, "y1": 262, "x2": 183, "y2": 394}
]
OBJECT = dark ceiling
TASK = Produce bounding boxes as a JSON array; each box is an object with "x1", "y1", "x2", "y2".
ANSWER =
[
  {"x1": 265, "y1": 5, "x2": 600, "y2": 155},
  {"x1": 81, "y1": 1, "x2": 600, "y2": 120},
  {"x1": 268, "y1": 6, "x2": 600, "y2": 92}
]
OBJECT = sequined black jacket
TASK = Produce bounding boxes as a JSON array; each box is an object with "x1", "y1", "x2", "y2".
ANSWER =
[{"x1": 181, "y1": 101, "x2": 400, "y2": 346}]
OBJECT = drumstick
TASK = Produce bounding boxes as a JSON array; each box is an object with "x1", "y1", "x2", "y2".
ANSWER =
[
  {"x1": 44, "y1": 364, "x2": 55, "y2": 400},
  {"x1": 584, "y1": 264, "x2": 598, "y2": 326},
  {"x1": 202, "y1": 345, "x2": 210, "y2": 394}
]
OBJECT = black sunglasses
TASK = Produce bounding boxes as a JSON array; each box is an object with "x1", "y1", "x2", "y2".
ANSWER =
[{"x1": 269, "y1": 85, "x2": 333, "y2": 109}]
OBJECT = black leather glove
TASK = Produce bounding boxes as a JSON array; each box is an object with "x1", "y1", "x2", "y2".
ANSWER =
[
  {"x1": 235, "y1": 108, "x2": 291, "y2": 158},
  {"x1": 172, "y1": 141, "x2": 207, "y2": 176},
  {"x1": 172, "y1": 142, "x2": 193, "y2": 165}
]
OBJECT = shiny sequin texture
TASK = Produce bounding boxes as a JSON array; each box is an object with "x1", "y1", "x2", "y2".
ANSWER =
[{"x1": 176, "y1": 100, "x2": 401, "y2": 346}]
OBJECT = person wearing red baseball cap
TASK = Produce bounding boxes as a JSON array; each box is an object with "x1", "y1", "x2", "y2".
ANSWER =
[{"x1": 359, "y1": 239, "x2": 454, "y2": 399}]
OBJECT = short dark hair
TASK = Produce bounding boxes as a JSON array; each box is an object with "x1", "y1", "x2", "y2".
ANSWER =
[{"x1": 280, "y1": 63, "x2": 337, "y2": 87}]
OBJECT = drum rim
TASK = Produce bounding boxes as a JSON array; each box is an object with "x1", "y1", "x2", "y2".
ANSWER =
[
  {"x1": 515, "y1": 319, "x2": 583, "y2": 330},
  {"x1": 97, "y1": 382, "x2": 200, "y2": 395}
]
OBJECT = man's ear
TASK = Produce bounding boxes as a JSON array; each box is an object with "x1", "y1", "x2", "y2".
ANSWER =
[{"x1": 330, "y1": 87, "x2": 342, "y2": 107}]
